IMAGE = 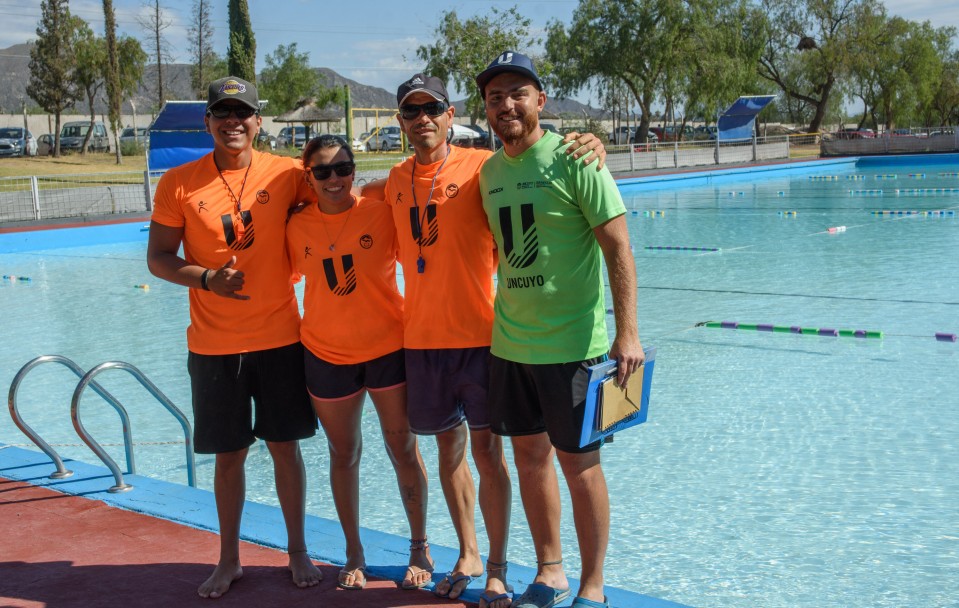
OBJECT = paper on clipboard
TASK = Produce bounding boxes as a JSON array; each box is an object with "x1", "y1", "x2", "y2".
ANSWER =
[
  {"x1": 578, "y1": 347, "x2": 656, "y2": 448},
  {"x1": 599, "y1": 364, "x2": 644, "y2": 431}
]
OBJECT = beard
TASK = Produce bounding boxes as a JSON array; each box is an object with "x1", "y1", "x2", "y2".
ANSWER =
[{"x1": 493, "y1": 110, "x2": 539, "y2": 147}]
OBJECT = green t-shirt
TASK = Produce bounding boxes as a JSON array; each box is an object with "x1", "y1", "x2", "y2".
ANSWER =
[{"x1": 479, "y1": 131, "x2": 626, "y2": 363}]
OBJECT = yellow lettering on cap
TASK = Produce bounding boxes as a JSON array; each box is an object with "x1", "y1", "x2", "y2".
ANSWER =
[{"x1": 219, "y1": 79, "x2": 247, "y2": 95}]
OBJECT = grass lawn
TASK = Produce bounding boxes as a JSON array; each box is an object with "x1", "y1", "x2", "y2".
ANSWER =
[{"x1": 0, "y1": 152, "x2": 147, "y2": 178}]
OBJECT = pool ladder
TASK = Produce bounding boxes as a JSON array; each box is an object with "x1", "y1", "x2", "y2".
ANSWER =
[{"x1": 7, "y1": 355, "x2": 196, "y2": 493}]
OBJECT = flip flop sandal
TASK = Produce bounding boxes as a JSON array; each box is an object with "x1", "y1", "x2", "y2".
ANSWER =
[
  {"x1": 511, "y1": 582, "x2": 572, "y2": 608},
  {"x1": 400, "y1": 538, "x2": 435, "y2": 590},
  {"x1": 433, "y1": 571, "x2": 480, "y2": 599},
  {"x1": 570, "y1": 596, "x2": 609, "y2": 608},
  {"x1": 336, "y1": 566, "x2": 366, "y2": 590}
]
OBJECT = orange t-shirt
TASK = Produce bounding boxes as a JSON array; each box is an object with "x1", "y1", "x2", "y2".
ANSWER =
[
  {"x1": 385, "y1": 146, "x2": 496, "y2": 349},
  {"x1": 151, "y1": 150, "x2": 315, "y2": 355},
  {"x1": 286, "y1": 195, "x2": 404, "y2": 364}
]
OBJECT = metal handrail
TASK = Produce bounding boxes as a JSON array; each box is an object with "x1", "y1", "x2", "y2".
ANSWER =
[
  {"x1": 7, "y1": 355, "x2": 136, "y2": 480},
  {"x1": 71, "y1": 361, "x2": 196, "y2": 492}
]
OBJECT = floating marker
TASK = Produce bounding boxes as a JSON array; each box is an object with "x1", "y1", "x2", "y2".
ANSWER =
[
  {"x1": 2, "y1": 275, "x2": 31, "y2": 282},
  {"x1": 908, "y1": 173, "x2": 926, "y2": 178},
  {"x1": 778, "y1": 210, "x2": 797, "y2": 216},
  {"x1": 777, "y1": 191, "x2": 786, "y2": 196},
  {"x1": 645, "y1": 246, "x2": 720, "y2": 252},
  {"x1": 937, "y1": 172, "x2": 959, "y2": 177},
  {"x1": 139, "y1": 225, "x2": 150, "y2": 232},
  {"x1": 875, "y1": 174, "x2": 898, "y2": 179},
  {"x1": 846, "y1": 175, "x2": 866, "y2": 180},
  {"x1": 704, "y1": 321, "x2": 882, "y2": 339},
  {"x1": 643, "y1": 210, "x2": 666, "y2": 217},
  {"x1": 896, "y1": 187, "x2": 959, "y2": 195},
  {"x1": 935, "y1": 332, "x2": 957, "y2": 343},
  {"x1": 827, "y1": 226, "x2": 847, "y2": 233},
  {"x1": 134, "y1": 284, "x2": 150, "y2": 290},
  {"x1": 809, "y1": 175, "x2": 840, "y2": 181},
  {"x1": 849, "y1": 189, "x2": 883, "y2": 195}
]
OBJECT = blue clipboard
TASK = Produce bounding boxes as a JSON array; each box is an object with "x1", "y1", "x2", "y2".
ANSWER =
[{"x1": 579, "y1": 347, "x2": 656, "y2": 448}]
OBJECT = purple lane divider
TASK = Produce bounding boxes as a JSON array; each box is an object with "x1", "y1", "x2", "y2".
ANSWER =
[
  {"x1": 818, "y1": 328, "x2": 839, "y2": 337},
  {"x1": 854, "y1": 330, "x2": 868, "y2": 338},
  {"x1": 790, "y1": 326, "x2": 803, "y2": 334},
  {"x1": 757, "y1": 324, "x2": 775, "y2": 332},
  {"x1": 720, "y1": 321, "x2": 739, "y2": 329},
  {"x1": 935, "y1": 332, "x2": 958, "y2": 342}
]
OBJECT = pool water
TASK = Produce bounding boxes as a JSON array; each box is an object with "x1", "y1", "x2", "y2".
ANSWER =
[{"x1": 2, "y1": 156, "x2": 957, "y2": 607}]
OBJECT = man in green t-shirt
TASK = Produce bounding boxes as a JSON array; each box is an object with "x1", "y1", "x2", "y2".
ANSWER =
[{"x1": 476, "y1": 51, "x2": 644, "y2": 608}]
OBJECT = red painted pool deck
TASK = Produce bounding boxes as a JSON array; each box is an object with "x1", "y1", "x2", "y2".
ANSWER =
[{"x1": 0, "y1": 477, "x2": 468, "y2": 608}]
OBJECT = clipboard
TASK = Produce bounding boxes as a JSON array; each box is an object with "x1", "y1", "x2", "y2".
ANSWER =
[{"x1": 578, "y1": 347, "x2": 656, "y2": 448}]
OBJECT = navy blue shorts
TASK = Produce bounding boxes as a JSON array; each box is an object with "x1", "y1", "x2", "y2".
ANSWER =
[
  {"x1": 304, "y1": 348, "x2": 406, "y2": 400},
  {"x1": 187, "y1": 342, "x2": 317, "y2": 454},
  {"x1": 488, "y1": 354, "x2": 607, "y2": 453},
  {"x1": 404, "y1": 347, "x2": 490, "y2": 434}
]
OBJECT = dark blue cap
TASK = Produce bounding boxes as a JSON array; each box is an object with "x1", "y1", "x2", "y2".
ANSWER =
[{"x1": 475, "y1": 51, "x2": 543, "y2": 98}]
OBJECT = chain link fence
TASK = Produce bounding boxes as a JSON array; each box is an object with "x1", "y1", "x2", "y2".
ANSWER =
[{"x1": 0, "y1": 171, "x2": 156, "y2": 224}]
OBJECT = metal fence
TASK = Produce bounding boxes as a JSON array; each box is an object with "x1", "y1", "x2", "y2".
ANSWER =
[
  {"x1": 603, "y1": 135, "x2": 790, "y2": 173},
  {"x1": 0, "y1": 171, "x2": 155, "y2": 224},
  {"x1": 821, "y1": 128, "x2": 958, "y2": 156}
]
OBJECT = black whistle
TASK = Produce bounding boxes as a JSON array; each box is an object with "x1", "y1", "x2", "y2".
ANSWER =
[{"x1": 417, "y1": 256, "x2": 426, "y2": 273}]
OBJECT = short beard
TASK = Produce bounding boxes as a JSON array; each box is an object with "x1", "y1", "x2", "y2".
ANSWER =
[{"x1": 496, "y1": 111, "x2": 539, "y2": 147}]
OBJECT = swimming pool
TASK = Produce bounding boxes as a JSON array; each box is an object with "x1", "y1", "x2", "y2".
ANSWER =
[{"x1": 2, "y1": 154, "x2": 957, "y2": 607}]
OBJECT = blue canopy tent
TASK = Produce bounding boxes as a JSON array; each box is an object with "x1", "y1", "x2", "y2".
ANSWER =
[
  {"x1": 717, "y1": 95, "x2": 777, "y2": 141},
  {"x1": 148, "y1": 101, "x2": 213, "y2": 172}
]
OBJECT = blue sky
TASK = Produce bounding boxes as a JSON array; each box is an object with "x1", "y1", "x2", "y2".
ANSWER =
[{"x1": 1, "y1": 0, "x2": 957, "y2": 106}]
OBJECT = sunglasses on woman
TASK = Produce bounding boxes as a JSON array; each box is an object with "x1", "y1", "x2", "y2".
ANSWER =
[
  {"x1": 399, "y1": 101, "x2": 449, "y2": 120},
  {"x1": 309, "y1": 161, "x2": 355, "y2": 180},
  {"x1": 206, "y1": 105, "x2": 258, "y2": 120}
]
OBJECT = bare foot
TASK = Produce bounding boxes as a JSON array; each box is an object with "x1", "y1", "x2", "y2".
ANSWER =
[
  {"x1": 401, "y1": 543, "x2": 434, "y2": 589},
  {"x1": 288, "y1": 550, "x2": 323, "y2": 588},
  {"x1": 480, "y1": 561, "x2": 512, "y2": 608},
  {"x1": 198, "y1": 561, "x2": 243, "y2": 598},
  {"x1": 434, "y1": 555, "x2": 483, "y2": 599}
]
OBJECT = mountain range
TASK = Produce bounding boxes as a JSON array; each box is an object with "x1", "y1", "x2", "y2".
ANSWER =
[{"x1": 0, "y1": 43, "x2": 603, "y2": 122}]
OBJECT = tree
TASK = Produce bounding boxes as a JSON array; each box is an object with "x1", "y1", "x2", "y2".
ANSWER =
[
  {"x1": 258, "y1": 43, "x2": 322, "y2": 114},
  {"x1": 104, "y1": 0, "x2": 124, "y2": 164},
  {"x1": 72, "y1": 19, "x2": 107, "y2": 155},
  {"x1": 138, "y1": 0, "x2": 172, "y2": 111},
  {"x1": 546, "y1": 0, "x2": 693, "y2": 142},
  {"x1": 228, "y1": 0, "x2": 256, "y2": 82},
  {"x1": 27, "y1": 0, "x2": 81, "y2": 158},
  {"x1": 417, "y1": 7, "x2": 538, "y2": 124},
  {"x1": 926, "y1": 49, "x2": 959, "y2": 126},
  {"x1": 189, "y1": 0, "x2": 220, "y2": 98},
  {"x1": 757, "y1": 0, "x2": 879, "y2": 133}
]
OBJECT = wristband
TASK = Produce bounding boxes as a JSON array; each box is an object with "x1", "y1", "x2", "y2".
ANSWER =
[{"x1": 200, "y1": 268, "x2": 211, "y2": 291}]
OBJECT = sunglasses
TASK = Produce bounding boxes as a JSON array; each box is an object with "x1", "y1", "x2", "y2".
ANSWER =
[
  {"x1": 399, "y1": 101, "x2": 449, "y2": 120},
  {"x1": 207, "y1": 105, "x2": 258, "y2": 120},
  {"x1": 309, "y1": 161, "x2": 355, "y2": 180}
]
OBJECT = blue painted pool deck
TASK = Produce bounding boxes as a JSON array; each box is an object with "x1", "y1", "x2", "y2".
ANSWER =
[{"x1": 0, "y1": 444, "x2": 686, "y2": 608}]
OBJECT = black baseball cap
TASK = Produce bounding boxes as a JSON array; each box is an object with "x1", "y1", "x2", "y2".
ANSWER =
[
  {"x1": 475, "y1": 51, "x2": 543, "y2": 98},
  {"x1": 207, "y1": 76, "x2": 260, "y2": 111},
  {"x1": 396, "y1": 73, "x2": 450, "y2": 107}
]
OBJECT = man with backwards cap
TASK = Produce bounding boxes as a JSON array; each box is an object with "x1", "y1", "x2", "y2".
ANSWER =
[
  {"x1": 147, "y1": 76, "x2": 322, "y2": 598},
  {"x1": 475, "y1": 52, "x2": 643, "y2": 608},
  {"x1": 385, "y1": 72, "x2": 606, "y2": 607}
]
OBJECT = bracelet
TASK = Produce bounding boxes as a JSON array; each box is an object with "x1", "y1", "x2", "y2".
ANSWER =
[{"x1": 200, "y1": 268, "x2": 211, "y2": 291}]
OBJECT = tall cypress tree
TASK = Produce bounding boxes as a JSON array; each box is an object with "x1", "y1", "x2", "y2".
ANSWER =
[
  {"x1": 27, "y1": 0, "x2": 81, "y2": 157},
  {"x1": 103, "y1": 0, "x2": 123, "y2": 164},
  {"x1": 227, "y1": 0, "x2": 256, "y2": 82}
]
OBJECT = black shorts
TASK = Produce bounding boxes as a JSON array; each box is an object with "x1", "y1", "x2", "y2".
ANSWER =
[
  {"x1": 304, "y1": 348, "x2": 406, "y2": 400},
  {"x1": 488, "y1": 354, "x2": 607, "y2": 453},
  {"x1": 405, "y1": 347, "x2": 490, "y2": 435},
  {"x1": 187, "y1": 342, "x2": 317, "y2": 454}
]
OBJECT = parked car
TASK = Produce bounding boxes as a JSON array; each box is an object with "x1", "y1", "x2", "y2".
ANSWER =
[
  {"x1": 329, "y1": 133, "x2": 364, "y2": 152},
  {"x1": 449, "y1": 124, "x2": 481, "y2": 147},
  {"x1": 0, "y1": 127, "x2": 37, "y2": 157},
  {"x1": 541, "y1": 123, "x2": 559, "y2": 134},
  {"x1": 256, "y1": 128, "x2": 277, "y2": 150},
  {"x1": 119, "y1": 127, "x2": 149, "y2": 147},
  {"x1": 364, "y1": 126, "x2": 404, "y2": 152},
  {"x1": 277, "y1": 125, "x2": 308, "y2": 148},
  {"x1": 649, "y1": 125, "x2": 695, "y2": 142},
  {"x1": 609, "y1": 126, "x2": 634, "y2": 145},
  {"x1": 632, "y1": 129, "x2": 659, "y2": 144},
  {"x1": 36, "y1": 133, "x2": 55, "y2": 156},
  {"x1": 693, "y1": 125, "x2": 718, "y2": 140},
  {"x1": 59, "y1": 121, "x2": 110, "y2": 152}
]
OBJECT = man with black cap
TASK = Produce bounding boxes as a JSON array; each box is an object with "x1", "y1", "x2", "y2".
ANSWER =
[
  {"x1": 385, "y1": 72, "x2": 607, "y2": 608},
  {"x1": 147, "y1": 76, "x2": 322, "y2": 598},
  {"x1": 476, "y1": 52, "x2": 643, "y2": 608}
]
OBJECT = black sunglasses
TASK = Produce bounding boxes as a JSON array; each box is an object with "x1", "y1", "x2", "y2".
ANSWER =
[
  {"x1": 399, "y1": 101, "x2": 449, "y2": 120},
  {"x1": 309, "y1": 161, "x2": 355, "y2": 180},
  {"x1": 207, "y1": 105, "x2": 258, "y2": 120}
]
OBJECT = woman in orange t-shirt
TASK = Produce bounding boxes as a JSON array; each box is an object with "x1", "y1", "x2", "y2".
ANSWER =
[{"x1": 286, "y1": 135, "x2": 430, "y2": 591}]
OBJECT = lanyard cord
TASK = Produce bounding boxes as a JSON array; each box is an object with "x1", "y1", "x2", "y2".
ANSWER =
[
  {"x1": 215, "y1": 156, "x2": 253, "y2": 216},
  {"x1": 410, "y1": 145, "x2": 451, "y2": 261}
]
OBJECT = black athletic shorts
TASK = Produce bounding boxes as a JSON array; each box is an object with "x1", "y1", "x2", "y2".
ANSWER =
[
  {"x1": 187, "y1": 342, "x2": 317, "y2": 454},
  {"x1": 488, "y1": 354, "x2": 607, "y2": 453}
]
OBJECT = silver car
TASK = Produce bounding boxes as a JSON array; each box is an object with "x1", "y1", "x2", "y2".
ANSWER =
[{"x1": 0, "y1": 127, "x2": 37, "y2": 157}]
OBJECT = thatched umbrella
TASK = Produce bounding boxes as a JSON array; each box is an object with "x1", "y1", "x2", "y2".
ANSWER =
[{"x1": 274, "y1": 98, "x2": 344, "y2": 139}]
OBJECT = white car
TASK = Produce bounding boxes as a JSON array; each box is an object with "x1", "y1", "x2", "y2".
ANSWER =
[
  {"x1": 119, "y1": 127, "x2": 149, "y2": 147},
  {"x1": 0, "y1": 127, "x2": 37, "y2": 157}
]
